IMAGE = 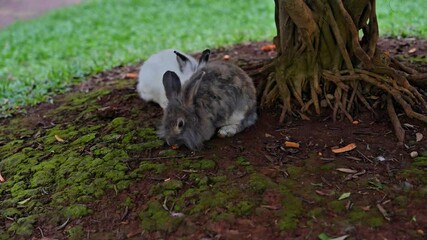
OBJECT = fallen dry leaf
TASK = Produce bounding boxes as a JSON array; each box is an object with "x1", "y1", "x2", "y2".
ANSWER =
[
  {"x1": 376, "y1": 203, "x2": 391, "y2": 221},
  {"x1": 346, "y1": 156, "x2": 362, "y2": 161},
  {"x1": 127, "y1": 230, "x2": 142, "y2": 238},
  {"x1": 338, "y1": 192, "x2": 351, "y2": 200},
  {"x1": 284, "y1": 141, "x2": 300, "y2": 148},
  {"x1": 261, "y1": 44, "x2": 276, "y2": 52},
  {"x1": 0, "y1": 172, "x2": 5, "y2": 182},
  {"x1": 331, "y1": 143, "x2": 356, "y2": 153},
  {"x1": 260, "y1": 205, "x2": 281, "y2": 210},
  {"x1": 170, "y1": 145, "x2": 179, "y2": 150},
  {"x1": 415, "y1": 132, "x2": 423, "y2": 142},
  {"x1": 336, "y1": 168, "x2": 358, "y2": 174},
  {"x1": 125, "y1": 73, "x2": 138, "y2": 79},
  {"x1": 361, "y1": 205, "x2": 371, "y2": 211},
  {"x1": 55, "y1": 135, "x2": 65, "y2": 143},
  {"x1": 18, "y1": 197, "x2": 31, "y2": 205},
  {"x1": 330, "y1": 235, "x2": 349, "y2": 240},
  {"x1": 417, "y1": 229, "x2": 425, "y2": 236},
  {"x1": 265, "y1": 133, "x2": 274, "y2": 138},
  {"x1": 408, "y1": 47, "x2": 417, "y2": 53}
]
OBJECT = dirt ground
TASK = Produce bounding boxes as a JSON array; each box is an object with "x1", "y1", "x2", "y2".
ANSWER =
[
  {"x1": 0, "y1": 39, "x2": 426, "y2": 240},
  {"x1": 0, "y1": 0, "x2": 81, "y2": 29}
]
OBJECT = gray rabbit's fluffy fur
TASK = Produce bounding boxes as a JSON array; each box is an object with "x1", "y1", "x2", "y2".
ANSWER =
[{"x1": 158, "y1": 61, "x2": 257, "y2": 150}]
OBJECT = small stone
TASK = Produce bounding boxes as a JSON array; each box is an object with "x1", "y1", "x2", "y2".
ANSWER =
[
  {"x1": 410, "y1": 151, "x2": 418, "y2": 158},
  {"x1": 264, "y1": 133, "x2": 274, "y2": 138},
  {"x1": 415, "y1": 133, "x2": 423, "y2": 142},
  {"x1": 401, "y1": 181, "x2": 413, "y2": 191}
]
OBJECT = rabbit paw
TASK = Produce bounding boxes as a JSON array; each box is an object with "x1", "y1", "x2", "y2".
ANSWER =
[{"x1": 218, "y1": 125, "x2": 239, "y2": 138}]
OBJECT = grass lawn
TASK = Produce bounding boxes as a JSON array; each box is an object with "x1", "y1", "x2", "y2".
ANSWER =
[{"x1": 0, "y1": 0, "x2": 426, "y2": 116}]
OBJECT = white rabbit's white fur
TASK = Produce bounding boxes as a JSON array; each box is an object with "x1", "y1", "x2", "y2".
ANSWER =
[{"x1": 137, "y1": 49, "x2": 198, "y2": 108}]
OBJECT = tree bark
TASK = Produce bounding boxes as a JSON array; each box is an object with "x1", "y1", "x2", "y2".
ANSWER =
[{"x1": 259, "y1": 0, "x2": 427, "y2": 143}]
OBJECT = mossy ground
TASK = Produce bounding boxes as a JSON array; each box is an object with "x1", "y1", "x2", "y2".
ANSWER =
[{"x1": 1, "y1": 42, "x2": 426, "y2": 239}]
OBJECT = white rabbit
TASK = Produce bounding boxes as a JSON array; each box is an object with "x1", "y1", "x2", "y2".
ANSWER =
[{"x1": 136, "y1": 49, "x2": 210, "y2": 108}]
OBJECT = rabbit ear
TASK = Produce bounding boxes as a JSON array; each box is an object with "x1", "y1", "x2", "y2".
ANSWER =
[
  {"x1": 184, "y1": 70, "x2": 206, "y2": 106},
  {"x1": 197, "y1": 49, "x2": 210, "y2": 68},
  {"x1": 174, "y1": 50, "x2": 191, "y2": 73},
  {"x1": 163, "y1": 71, "x2": 181, "y2": 100}
]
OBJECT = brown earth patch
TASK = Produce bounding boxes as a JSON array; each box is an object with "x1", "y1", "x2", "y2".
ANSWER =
[{"x1": 1, "y1": 38, "x2": 426, "y2": 239}]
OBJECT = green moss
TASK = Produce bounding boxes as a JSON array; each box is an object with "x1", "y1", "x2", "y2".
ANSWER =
[
  {"x1": 158, "y1": 149, "x2": 178, "y2": 157},
  {"x1": 327, "y1": 200, "x2": 346, "y2": 214},
  {"x1": 138, "y1": 162, "x2": 166, "y2": 174},
  {"x1": 307, "y1": 207, "x2": 323, "y2": 218},
  {"x1": 413, "y1": 156, "x2": 427, "y2": 167},
  {"x1": 62, "y1": 204, "x2": 92, "y2": 219},
  {"x1": 236, "y1": 156, "x2": 250, "y2": 166},
  {"x1": 320, "y1": 162, "x2": 336, "y2": 171},
  {"x1": 181, "y1": 188, "x2": 200, "y2": 199},
  {"x1": 191, "y1": 191, "x2": 231, "y2": 214},
  {"x1": 103, "y1": 149, "x2": 128, "y2": 162},
  {"x1": 66, "y1": 226, "x2": 85, "y2": 240},
  {"x1": 1, "y1": 208, "x2": 21, "y2": 218},
  {"x1": 212, "y1": 212, "x2": 235, "y2": 221},
  {"x1": 249, "y1": 173, "x2": 276, "y2": 194},
  {"x1": 277, "y1": 185, "x2": 303, "y2": 231},
  {"x1": 139, "y1": 201, "x2": 183, "y2": 232},
  {"x1": 43, "y1": 125, "x2": 79, "y2": 145},
  {"x1": 30, "y1": 170, "x2": 54, "y2": 187},
  {"x1": 348, "y1": 208, "x2": 368, "y2": 222},
  {"x1": 91, "y1": 146, "x2": 113, "y2": 156},
  {"x1": 71, "y1": 133, "x2": 96, "y2": 146},
  {"x1": 8, "y1": 215, "x2": 37, "y2": 236},
  {"x1": 366, "y1": 216, "x2": 384, "y2": 227},
  {"x1": 134, "y1": 140, "x2": 164, "y2": 150},
  {"x1": 107, "y1": 117, "x2": 134, "y2": 133},
  {"x1": 189, "y1": 174, "x2": 209, "y2": 187},
  {"x1": 122, "y1": 197, "x2": 134, "y2": 209},
  {"x1": 1, "y1": 152, "x2": 28, "y2": 171},
  {"x1": 229, "y1": 200, "x2": 254, "y2": 216},
  {"x1": 401, "y1": 168, "x2": 427, "y2": 184},
  {"x1": 0, "y1": 81, "x2": 170, "y2": 236},
  {"x1": 63, "y1": 89, "x2": 110, "y2": 106},
  {"x1": 116, "y1": 180, "x2": 130, "y2": 191},
  {"x1": 190, "y1": 159, "x2": 216, "y2": 170},
  {"x1": 419, "y1": 187, "x2": 427, "y2": 197},
  {"x1": 394, "y1": 195, "x2": 408, "y2": 207},
  {"x1": 162, "y1": 180, "x2": 183, "y2": 191},
  {"x1": 210, "y1": 175, "x2": 227, "y2": 183},
  {"x1": 286, "y1": 165, "x2": 304, "y2": 177}
]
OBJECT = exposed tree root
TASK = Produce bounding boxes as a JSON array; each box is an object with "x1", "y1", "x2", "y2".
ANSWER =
[
  {"x1": 387, "y1": 94, "x2": 405, "y2": 145},
  {"x1": 258, "y1": 0, "x2": 427, "y2": 145}
]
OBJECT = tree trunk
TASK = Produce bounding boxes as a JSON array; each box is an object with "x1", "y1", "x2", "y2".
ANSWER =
[{"x1": 258, "y1": 0, "x2": 427, "y2": 144}]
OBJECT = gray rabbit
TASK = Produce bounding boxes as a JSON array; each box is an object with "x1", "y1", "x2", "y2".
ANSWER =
[{"x1": 158, "y1": 60, "x2": 257, "y2": 150}]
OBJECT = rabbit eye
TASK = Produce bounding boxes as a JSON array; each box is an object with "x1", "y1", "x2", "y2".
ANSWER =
[{"x1": 177, "y1": 119, "x2": 184, "y2": 128}]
